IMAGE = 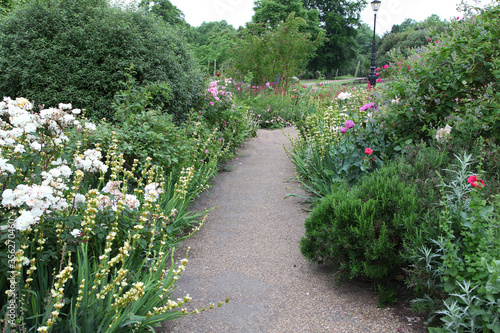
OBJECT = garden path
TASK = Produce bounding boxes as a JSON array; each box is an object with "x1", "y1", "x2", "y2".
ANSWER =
[{"x1": 164, "y1": 127, "x2": 424, "y2": 333}]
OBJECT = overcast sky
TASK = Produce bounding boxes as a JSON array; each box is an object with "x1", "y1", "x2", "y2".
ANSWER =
[{"x1": 166, "y1": 0, "x2": 492, "y2": 35}]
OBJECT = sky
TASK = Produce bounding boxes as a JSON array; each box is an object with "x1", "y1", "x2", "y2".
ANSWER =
[{"x1": 165, "y1": 0, "x2": 491, "y2": 35}]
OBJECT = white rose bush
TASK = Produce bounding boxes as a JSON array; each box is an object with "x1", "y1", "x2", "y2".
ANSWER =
[{"x1": 0, "y1": 98, "x2": 223, "y2": 332}]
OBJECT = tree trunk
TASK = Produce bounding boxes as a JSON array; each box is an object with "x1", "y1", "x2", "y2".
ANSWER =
[{"x1": 326, "y1": 68, "x2": 333, "y2": 79}]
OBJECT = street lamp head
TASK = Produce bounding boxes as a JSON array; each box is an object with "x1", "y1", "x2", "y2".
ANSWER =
[{"x1": 371, "y1": 0, "x2": 381, "y2": 12}]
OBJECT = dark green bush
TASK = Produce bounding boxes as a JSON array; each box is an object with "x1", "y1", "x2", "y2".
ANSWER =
[
  {"x1": 301, "y1": 163, "x2": 420, "y2": 281},
  {"x1": 0, "y1": 0, "x2": 203, "y2": 122},
  {"x1": 300, "y1": 144, "x2": 450, "y2": 282}
]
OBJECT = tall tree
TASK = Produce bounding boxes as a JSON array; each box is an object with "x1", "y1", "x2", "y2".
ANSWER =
[
  {"x1": 139, "y1": 0, "x2": 187, "y2": 27},
  {"x1": 303, "y1": 0, "x2": 366, "y2": 78},
  {"x1": 191, "y1": 21, "x2": 237, "y2": 74},
  {"x1": 192, "y1": 20, "x2": 235, "y2": 46},
  {"x1": 232, "y1": 13, "x2": 325, "y2": 83},
  {"x1": 252, "y1": 0, "x2": 321, "y2": 38}
]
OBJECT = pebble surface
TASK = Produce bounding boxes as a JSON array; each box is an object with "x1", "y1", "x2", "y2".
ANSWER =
[{"x1": 164, "y1": 128, "x2": 425, "y2": 333}]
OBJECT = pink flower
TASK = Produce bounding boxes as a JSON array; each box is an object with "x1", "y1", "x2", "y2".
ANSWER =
[
  {"x1": 429, "y1": 38, "x2": 432, "y2": 41},
  {"x1": 340, "y1": 127, "x2": 347, "y2": 133},
  {"x1": 218, "y1": 138, "x2": 222, "y2": 142},
  {"x1": 376, "y1": 73, "x2": 380, "y2": 76},
  {"x1": 435, "y1": 40, "x2": 439, "y2": 43},
  {"x1": 205, "y1": 150, "x2": 209, "y2": 154},
  {"x1": 209, "y1": 101, "x2": 214, "y2": 106},
  {"x1": 302, "y1": 86, "x2": 306, "y2": 88},
  {"x1": 384, "y1": 64, "x2": 389, "y2": 69},
  {"x1": 319, "y1": 83, "x2": 323, "y2": 86},
  {"x1": 344, "y1": 120, "x2": 355, "y2": 129},
  {"x1": 365, "y1": 148, "x2": 373, "y2": 155},
  {"x1": 467, "y1": 175, "x2": 485, "y2": 188},
  {"x1": 376, "y1": 78, "x2": 382, "y2": 83}
]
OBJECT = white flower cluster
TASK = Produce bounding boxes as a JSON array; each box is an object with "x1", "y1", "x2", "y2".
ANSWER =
[
  {"x1": 74, "y1": 149, "x2": 108, "y2": 173},
  {"x1": 0, "y1": 158, "x2": 16, "y2": 175},
  {"x1": 96, "y1": 180, "x2": 140, "y2": 211},
  {"x1": 0, "y1": 97, "x2": 101, "y2": 230},
  {"x1": 436, "y1": 124, "x2": 452, "y2": 143},
  {"x1": 337, "y1": 92, "x2": 353, "y2": 100},
  {"x1": 0, "y1": 97, "x2": 95, "y2": 140},
  {"x1": 144, "y1": 182, "x2": 163, "y2": 203},
  {"x1": 2, "y1": 183, "x2": 67, "y2": 230}
]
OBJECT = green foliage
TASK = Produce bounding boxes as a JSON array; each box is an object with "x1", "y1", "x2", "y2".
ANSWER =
[
  {"x1": 288, "y1": 92, "x2": 392, "y2": 202},
  {"x1": 238, "y1": 84, "x2": 305, "y2": 129},
  {"x1": 194, "y1": 32, "x2": 236, "y2": 76},
  {"x1": 425, "y1": 154, "x2": 500, "y2": 332},
  {"x1": 139, "y1": 0, "x2": 188, "y2": 27},
  {"x1": 377, "y1": 15, "x2": 449, "y2": 68},
  {"x1": 302, "y1": 0, "x2": 366, "y2": 78},
  {"x1": 0, "y1": 0, "x2": 27, "y2": 14},
  {"x1": 0, "y1": 0, "x2": 203, "y2": 122},
  {"x1": 376, "y1": 29, "x2": 428, "y2": 69},
  {"x1": 252, "y1": 0, "x2": 321, "y2": 38},
  {"x1": 377, "y1": 3, "x2": 500, "y2": 146},
  {"x1": 300, "y1": 160, "x2": 421, "y2": 281},
  {"x1": 198, "y1": 78, "x2": 258, "y2": 151},
  {"x1": 190, "y1": 21, "x2": 237, "y2": 75},
  {"x1": 299, "y1": 142, "x2": 455, "y2": 290},
  {"x1": 231, "y1": 13, "x2": 325, "y2": 84}
]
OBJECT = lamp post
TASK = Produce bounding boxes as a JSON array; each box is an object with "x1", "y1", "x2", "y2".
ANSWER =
[{"x1": 368, "y1": 0, "x2": 381, "y2": 87}]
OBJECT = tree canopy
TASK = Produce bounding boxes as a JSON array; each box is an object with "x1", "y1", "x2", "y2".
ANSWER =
[
  {"x1": 138, "y1": 0, "x2": 187, "y2": 27},
  {"x1": 303, "y1": 0, "x2": 367, "y2": 78},
  {"x1": 252, "y1": 0, "x2": 321, "y2": 38},
  {"x1": 232, "y1": 13, "x2": 325, "y2": 83}
]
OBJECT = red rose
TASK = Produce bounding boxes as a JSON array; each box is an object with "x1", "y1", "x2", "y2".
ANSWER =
[
  {"x1": 365, "y1": 148, "x2": 373, "y2": 155},
  {"x1": 467, "y1": 175, "x2": 485, "y2": 188},
  {"x1": 216, "y1": 73, "x2": 220, "y2": 77}
]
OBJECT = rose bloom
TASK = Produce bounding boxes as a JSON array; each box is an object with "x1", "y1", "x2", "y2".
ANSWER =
[
  {"x1": 365, "y1": 148, "x2": 373, "y2": 155},
  {"x1": 467, "y1": 175, "x2": 485, "y2": 188}
]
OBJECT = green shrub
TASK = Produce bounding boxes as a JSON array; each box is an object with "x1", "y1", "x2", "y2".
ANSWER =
[
  {"x1": 0, "y1": 1, "x2": 203, "y2": 122},
  {"x1": 300, "y1": 161, "x2": 420, "y2": 281},
  {"x1": 300, "y1": 143, "x2": 452, "y2": 282}
]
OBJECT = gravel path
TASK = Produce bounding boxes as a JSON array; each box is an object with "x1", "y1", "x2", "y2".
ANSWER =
[{"x1": 164, "y1": 127, "x2": 424, "y2": 333}]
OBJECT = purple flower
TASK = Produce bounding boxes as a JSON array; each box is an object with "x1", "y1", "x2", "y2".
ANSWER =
[
  {"x1": 344, "y1": 120, "x2": 355, "y2": 129},
  {"x1": 340, "y1": 127, "x2": 347, "y2": 133},
  {"x1": 360, "y1": 102, "x2": 375, "y2": 111}
]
